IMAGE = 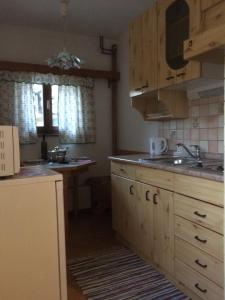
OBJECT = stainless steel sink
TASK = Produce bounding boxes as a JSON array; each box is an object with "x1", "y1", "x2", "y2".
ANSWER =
[{"x1": 140, "y1": 157, "x2": 224, "y2": 173}]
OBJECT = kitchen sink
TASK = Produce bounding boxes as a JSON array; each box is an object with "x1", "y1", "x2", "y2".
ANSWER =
[{"x1": 139, "y1": 157, "x2": 224, "y2": 173}]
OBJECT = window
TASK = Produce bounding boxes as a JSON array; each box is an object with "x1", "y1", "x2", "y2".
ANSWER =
[{"x1": 33, "y1": 84, "x2": 59, "y2": 134}]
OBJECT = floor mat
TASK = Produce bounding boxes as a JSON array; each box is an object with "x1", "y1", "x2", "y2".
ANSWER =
[{"x1": 68, "y1": 248, "x2": 189, "y2": 300}]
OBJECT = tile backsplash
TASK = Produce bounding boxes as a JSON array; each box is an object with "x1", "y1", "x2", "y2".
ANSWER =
[{"x1": 159, "y1": 95, "x2": 224, "y2": 157}]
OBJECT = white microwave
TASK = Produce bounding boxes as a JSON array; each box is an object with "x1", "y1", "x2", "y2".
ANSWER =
[{"x1": 0, "y1": 126, "x2": 20, "y2": 177}]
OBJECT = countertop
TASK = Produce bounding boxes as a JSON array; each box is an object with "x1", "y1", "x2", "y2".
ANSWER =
[{"x1": 109, "y1": 154, "x2": 224, "y2": 182}]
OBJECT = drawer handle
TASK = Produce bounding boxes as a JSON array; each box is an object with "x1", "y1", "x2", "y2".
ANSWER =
[
  {"x1": 120, "y1": 168, "x2": 125, "y2": 172},
  {"x1": 195, "y1": 259, "x2": 207, "y2": 269},
  {"x1": 166, "y1": 76, "x2": 174, "y2": 80},
  {"x1": 129, "y1": 185, "x2": 134, "y2": 195},
  {"x1": 194, "y1": 211, "x2": 207, "y2": 218},
  {"x1": 195, "y1": 283, "x2": 207, "y2": 294},
  {"x1": 153, "y1": 193, "x2": 158, "y2": 205},
  {"x1": 145, "y1": 190, "x2": 150, "y2": 201},
  {"x1": 195, "y1": 236, "x2": 207, "y2": 244},
  {"x1": 177, "y1": 72, "x2": 186, "y2": 77}
]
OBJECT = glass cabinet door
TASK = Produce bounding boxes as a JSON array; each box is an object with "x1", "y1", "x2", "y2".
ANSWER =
[{"x1": 166, "y1": 0, "x2": 189, "y2": 70}]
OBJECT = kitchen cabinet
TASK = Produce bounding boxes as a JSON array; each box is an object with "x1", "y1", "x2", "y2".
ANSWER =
[
  {"x1": 152, "y1": 186, "x2": 174, "y2": 274},
  {"x1": 129, "y1": 6, "x2": 157, "y2": 96},
  {"x1": 184, "y1": 0, "x2": 225, "y2": 62},
  {"x1": 111, "y1": 163, "x2": 174, "y2": 274},
  {"x1": 110, "y1": 158, "x2": 224, "y2": 300},
  {"x1": 174, "y1": 175, "x2": 224, "y2": 299},
  {"x1": 111, "y1": 174, "x2": 136, "y2": 246},
  {"x1": 0, "y1": 168, "x2": 67, "y2": 300},
  {"x1": 157, "y1": 0, "x2": 200, "y2": 88}
]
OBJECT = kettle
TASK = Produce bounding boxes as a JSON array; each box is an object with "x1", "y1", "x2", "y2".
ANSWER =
[{"x1": 149, "y1": 137, "x2": 168, "y2": 155}]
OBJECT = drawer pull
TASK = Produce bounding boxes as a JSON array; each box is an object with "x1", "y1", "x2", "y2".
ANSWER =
[
  {"x1": 177, "y1": 72, "x2": 186, "y2": 77},
  {"x1": 195, "y1": 283, "x2": 207, "y2": 294},
  {"x1": 195, "y1": 259, "x2": 207, "y2": 269},
  {"x1": 195, "y1": 236, "x2": 207, "y2": 244},
  {"x1": 120, "y1": 168, "x2": 125, "y2": 172},
  {"x1": 166, "y1": 76, "x2": 174, "y2": 80},
  {"x1": 153, "y1": 193, "x2": 158, "y2": 205},
  {"x1": 145, "y1": 190, "x2": 150, "y2": 201},
  {"x1": 129, "y1": 185, "x2": 134, "y2": 195},
  {"x1": 194, "y1": 211, "x2": 207, "y2": 218}
]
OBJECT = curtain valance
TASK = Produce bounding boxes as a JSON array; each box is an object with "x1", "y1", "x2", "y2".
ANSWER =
[{"x1": 0, "y1": 70, "x2": 94, "y2": 88}]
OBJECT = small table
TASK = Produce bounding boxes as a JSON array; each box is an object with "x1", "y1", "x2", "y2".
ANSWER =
[{"x1": 47, "y1": 160, "x2": 96, "y2": 241}]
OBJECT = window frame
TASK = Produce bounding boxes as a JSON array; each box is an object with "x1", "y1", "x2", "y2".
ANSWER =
[{"x1": 36, "y1": 84, "x2": 59, "y2": 135}]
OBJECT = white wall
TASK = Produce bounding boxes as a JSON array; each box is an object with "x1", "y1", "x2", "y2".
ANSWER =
[
  {"x1": 117, "y1": 30, "x2": 159, "y2": 153},
  {"x1": 0, "y1": 24, "x2": 114, "y2": 177}
]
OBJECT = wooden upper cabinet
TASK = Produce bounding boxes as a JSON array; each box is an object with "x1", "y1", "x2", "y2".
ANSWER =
[
  {"x1": 157, "y1": 0, "x2": 201, "y2": 88},
  {"x1": 129, "y1": 6, "x2": 157, "y2": 95},
  {"x1": 201, "y1": 0, "x2": 224, "y2": 12}
]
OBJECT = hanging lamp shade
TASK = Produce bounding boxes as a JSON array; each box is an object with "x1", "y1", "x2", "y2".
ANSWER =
[{"x1": 47, "y1": 0, "x2": 83, "y2": 70}]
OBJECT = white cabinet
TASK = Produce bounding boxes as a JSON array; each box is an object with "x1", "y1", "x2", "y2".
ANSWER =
[{"x1": 0, "y1": 168, "x2": 67, "y2": 300}]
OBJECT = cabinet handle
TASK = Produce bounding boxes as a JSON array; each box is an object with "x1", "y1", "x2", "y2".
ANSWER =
[
  {"x1": 153, "y1": 193, "x2": 158, "y2": 205},
  {"x1": 177, "y1": 72, "x2": 186, "y2": 77},
  {"x1": 195, "y1": 259, "x2": 207, "y2": 269},
  {"x1": 166, "y1": 76, "x2": 174, "y2": 80},
  {"x1": 194, "y1": 211, "x2": 207, "y2": 218},
  {"x1": 129, "y1": 185, "x2": 134, "y2": 195},
  {"x1": 145, "y1": 190, "x2": 150, "y2": 201},
  {"x1": 120, "y1": 168, "x2": 125, "y2": 172},
  {"x1": 195, "y1": 236, "x2": 207, "y2": 244},
  {"x1": 195, "y1": 283, "x2": 207, "y2": 294}
]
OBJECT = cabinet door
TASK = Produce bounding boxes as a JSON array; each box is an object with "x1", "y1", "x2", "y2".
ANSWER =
[
  {"x1": 176, "y1": 0, "x2": 201, "y2": 84},
  {"x1": 142, "y1": 7, "x2": 157, "y2": 91},
  {"x1": 0, "y1": 181, "x2": 61, "y2": 300},
  {"x1": 157, "y1": 0, "x2": 177, "y2": 88},
  {"x1": 157, "y1": 0, "x2": 200, "y2": 88},
  {"x1": 135, "y1": 182, "x2": 154, "y2": 260},
  {"x1": 129, "y1": 14, "x2": 143, "y2": 92},
  {"x1": 111, "y1": 174, "x2": 136, "y2": 244},
  {"x1": 129, "y1": 6, "x2": 157, "y2": 94},
  {"x1": 153, "y1": 187, "x2": 174, "y2": 274}
]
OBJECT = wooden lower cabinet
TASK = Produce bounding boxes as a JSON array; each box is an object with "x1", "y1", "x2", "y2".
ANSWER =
[
  {"x1": 112, "y1": 174, "x2": 174, "y2": 275},
  {"x1": 111, "y1": 174, "x2": 136, "y2": 245},
  {"x1": 153, "y1": 187, "x2": 174, "y2": 274},
  {"x1": 111, "y1": 161, "x2": 224, "y2": 300}
]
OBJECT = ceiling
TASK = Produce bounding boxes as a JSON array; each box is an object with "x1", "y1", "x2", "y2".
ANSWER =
[{"x1": 0, "y1": 0, "x2": 154, "y2": 39}]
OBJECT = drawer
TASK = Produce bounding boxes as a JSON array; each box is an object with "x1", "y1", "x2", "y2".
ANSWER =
[
  {"x1": 136, "y1": 166, "x2": 174, "y2": 190},
  {"x1": 175, "y1": 216, "x2": 223, "y2": 261},
  {"x1": 174, "y1": 193, "x2": 223, "y2": 234},
  {"x1": 174, "y1": 174, "x2": 223, "y2": 207},
  {"x1": 175, "y1": 259, "x2": 224, "y2": 300},
  {"x1": 111, "y1": 161, "x2": 135, "y2": 179},
  {"x1": 175, "y1": 237, "x2": 223, "y2": 287}
]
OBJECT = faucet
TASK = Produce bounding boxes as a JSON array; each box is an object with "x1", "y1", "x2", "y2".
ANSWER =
[{"x1": 176, "y1": 143, "x2": 201, "y2": 161}]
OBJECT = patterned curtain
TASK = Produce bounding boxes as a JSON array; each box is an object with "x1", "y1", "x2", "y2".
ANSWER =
[
  {"x1": 14, "y1": 83, "x2": 38, "y2": 144},
  {"x1": 0, "y1": 82, "x2": 38, "y2": 144},
  {"x1": 58, "y1": 85, "x2": 96, "y2": 144}
]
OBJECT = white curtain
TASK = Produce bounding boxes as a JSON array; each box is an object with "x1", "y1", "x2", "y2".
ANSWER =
[
  {"x1": 14, "y1": 82, "x2": 38, "y2": 144},
  {"x1": 58, "y1": 85, "x2": 96, "y2": 144}
]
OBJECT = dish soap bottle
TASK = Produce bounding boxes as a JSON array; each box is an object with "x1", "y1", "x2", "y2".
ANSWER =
[{"x1": 41, "y1": 134, "x2": 48, "y2": 160}]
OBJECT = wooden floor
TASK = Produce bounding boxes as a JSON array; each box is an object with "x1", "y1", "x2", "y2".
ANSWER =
[{"x1": 67, "y1": 210, "x2": 121, "y2": 300}]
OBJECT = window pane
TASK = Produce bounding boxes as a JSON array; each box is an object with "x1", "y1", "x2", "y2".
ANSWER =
[
  {"x1": 52, "y1": 85, "x2": 59, "y2": 127},
  {"x1": 33, "y1": 84, "x2": 44, "y2": 127}
]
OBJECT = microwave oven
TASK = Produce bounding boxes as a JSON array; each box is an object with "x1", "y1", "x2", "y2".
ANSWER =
[{"x1": 0, "y1": 126, "x2": 20, "y2": 177}]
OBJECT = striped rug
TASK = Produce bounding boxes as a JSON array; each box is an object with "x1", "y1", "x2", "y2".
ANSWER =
[{"x1": 68, "y1": 248, "x2": 189, "y2": 300}]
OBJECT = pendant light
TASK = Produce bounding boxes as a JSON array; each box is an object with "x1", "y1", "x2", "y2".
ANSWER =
[{"x1": 47, "y1": 0, "x2": 83, "y2": 70}]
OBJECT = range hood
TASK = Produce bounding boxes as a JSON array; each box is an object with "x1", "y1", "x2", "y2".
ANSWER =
[{"x1": 131, "y1": 89, "x2": 188, "y2": 121}]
